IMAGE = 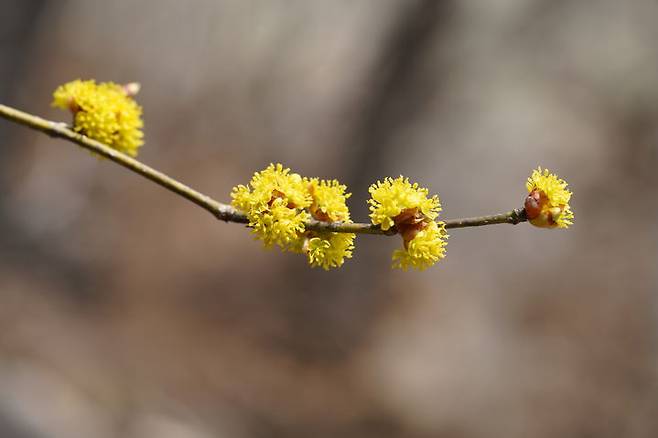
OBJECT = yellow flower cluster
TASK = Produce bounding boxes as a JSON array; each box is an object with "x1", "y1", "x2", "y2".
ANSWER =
[
  {"x1": 231, "y1": 164, "x2": 355, "y2": 269},
  {"x1": 308, "y1": 178, "x2": 350, "y2": 222},
  {"x1": 392, "y1": 221, "x2": 448, "y2": 271},
  {"x1": 525, "y1": 167, "x2": 574, "y2": 228},
  {"x1": 304, "y1": 231, "x2": 355, "y2": 270},
  {"x1": 369, "y1": 177, "x2": 440, "y2": 231},
  {"x1": 232, "y1": 164, "x2": 311, "y2": 248},
  {"x1": 44, "y1": 79, "x2": 577, "y2": 273},
  {"x1": 369, "y1": 176, "x2": 448, "y2": 270},
  {"x1": 303, "y1": 178, "x2": 355, "y2": 270},
  {"x1": 52, "y1": 79, "x2": 144, "y2": 157}
]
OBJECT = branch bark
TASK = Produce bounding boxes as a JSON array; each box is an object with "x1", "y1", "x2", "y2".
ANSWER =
[{"x1": 0, "y1": 103, "x2": 527, "y2": 235}]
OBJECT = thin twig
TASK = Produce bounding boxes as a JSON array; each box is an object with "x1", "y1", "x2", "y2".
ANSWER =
[{"x1": 0, "y1": 103, "x2": 527, "y2": 234}]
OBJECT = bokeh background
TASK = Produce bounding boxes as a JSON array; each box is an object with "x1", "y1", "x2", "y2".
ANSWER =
[{"x1": 1, "y1": 1, "x2": 657, "y2": 437}]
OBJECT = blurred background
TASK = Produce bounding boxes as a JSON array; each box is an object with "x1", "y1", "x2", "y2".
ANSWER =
[{"x1": 1, "y1": 1, "x2": 657, "y2": 437}]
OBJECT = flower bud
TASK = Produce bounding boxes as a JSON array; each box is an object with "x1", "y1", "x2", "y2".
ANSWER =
[{"x1": 524, "y1": 167, "x2": 573, "y2": 229}]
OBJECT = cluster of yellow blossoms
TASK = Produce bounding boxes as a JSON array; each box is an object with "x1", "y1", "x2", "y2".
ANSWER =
[
  {"x1": 231, "y1": 164, "x2": 356, "y2": 270},
  {"x1": 369, "y1": 177, "x2": 447, "y2": 270},
  {"x1": 524, "y1": 167, "x2": 574, "y2": 228},
  {"x1": 48, "y1": 80, "x2": 574, "y2": 272},
  {"x1": 231, "y1": 164, "x2": 574, "y2": 270},
  {"x1": 52, "y1": 79, "x2": 144, "y2": 157},
  {"x1": 231, "y1": 165, "x2": 450, "y2": 270}
]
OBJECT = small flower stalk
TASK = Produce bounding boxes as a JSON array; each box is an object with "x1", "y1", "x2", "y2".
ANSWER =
[
  {"x1": 369, "y1": 176, "x2": 448, "y2": 270},
  {"x1": 52, "y1": 79, "x2": 144, "y2": 157},
  {"x1": 524, "y1": 167, "x2": 574, "y2": 228}
]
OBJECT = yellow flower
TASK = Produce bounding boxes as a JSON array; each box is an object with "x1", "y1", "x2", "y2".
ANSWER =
[
  {"x1": 250, "y1": 198, "x2": 309, "y2": 248},
  {"x1": 52, "y1": 79, "x2": 144, "y2": 157},
  {"x1": 307, "y1": 178, "x2": 351, "y2": 222},
  {"x1": 392, "y1": 221, "x2": 448, "y2": 271},
  {"x1": 369, "y1": 176, "x2": 447, "y2": 270},
  {"x1": 232, "y1": 167, "x2": 356, "y2": 268},
  {"x1": 231, "y1": 163, "x2": 311, "y2": 249},
  {"x1": 305, "y1": 232, "x2": 355, "y2": 270},
  {"x1": 232, "y1": 163, "x2": 311, "y2": 213},
  {"x1": 368, "y1": 176, "x2": 440, "y2": 231},
  {"x1": 301, "y1": 177, "x2": 355, "y2": 269},
  {"x1": 525, "y1": 167, "x2": 574, "y2": 228}
]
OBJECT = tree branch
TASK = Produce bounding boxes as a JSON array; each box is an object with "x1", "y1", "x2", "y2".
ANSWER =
[{"x1": 0, "y1": 103, "x2": 527, "y2": 235}]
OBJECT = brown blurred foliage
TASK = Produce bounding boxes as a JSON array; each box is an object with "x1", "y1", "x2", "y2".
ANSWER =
[{"x1": 1, "y1": 1, "x2": 657, "y2": 437}]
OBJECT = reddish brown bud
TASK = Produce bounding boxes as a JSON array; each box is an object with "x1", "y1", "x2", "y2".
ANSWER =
[
  {"x1": 524, "y1": 189, "x2": 548, "y2": 219},
  {"x1": 66, "y1": 97, "x2": 80, "y2": 113},
  {"x1": 393, "y1": 208, "x2": 423, "y2": 226}
]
